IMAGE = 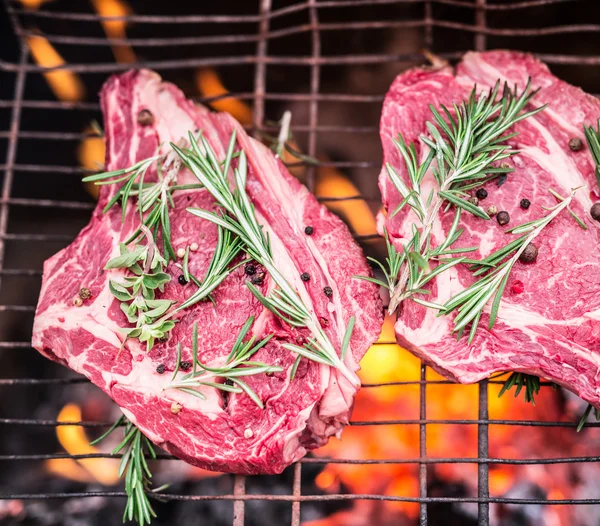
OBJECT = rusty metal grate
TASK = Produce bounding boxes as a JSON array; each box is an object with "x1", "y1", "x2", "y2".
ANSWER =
[{"x1": 1, "y1": 0, "x2": 600, "y2": 525}]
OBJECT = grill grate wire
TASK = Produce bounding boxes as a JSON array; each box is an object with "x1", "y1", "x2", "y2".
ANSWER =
[{"x1": 1, "y1": 0, "x2": 600, "y2": 525}]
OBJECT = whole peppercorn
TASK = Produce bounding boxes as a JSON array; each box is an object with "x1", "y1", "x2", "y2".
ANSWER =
[
  {"x1": 304, "y1": 226, "x2": 314, "y2": 235},
  {"x1": 251, "y1": 271, "x2": 265, "y2": 285},
  {"x1": 500, "y1": 162, "x2": 511, "y2": 169},
  {"x1": 137, "y1": 109, "x2": 154, "y2": 126},
  {"x1": 244, "y1": 262, "x2": 257, "y2": 275},
  {"x1": 78, "y1": 287, "x2": 91, "y2": 300},
  {"x1": 73, "y1": 297, "x2": 83, "y2": 307},
  {"x1": 519, "y1": 243, "x2": 538, "y2": 264},
  {"x1": 468, "y1": 196, "x2": 479, "y2": 206},
  {"x1": 496, "y1": 211, "x2": 510, "y2": 226},
  {"x1": 323, "y1": 286, "x2": 333, "y2": 298},
  {"x1": 486, "y1": 205, "x2": 498, "y2": 217},
  {"x1": 520, "y1": 199, "x2": 531, "y2": 210},
  {"x1": 568, "y1": 137, "x2": 583, "y2": 152},
  {"x1": 476, "y1": 188, "x2": 488, "y2": 200},
  {"x1": 180, "y1": 361, "x2": 192, "y2": 371},
  {"x1": 591, "y1": 203, "x2": 600, "y2": 221},
  {"x1": 156, "y1": 364, "x2": 166, "y2": 374},
  {"x1": 300, "y1": 272, "x2": 310, "y2": 282},
  {"x1": 178, "y1": 275, "x2": 188, "y2": 285}
]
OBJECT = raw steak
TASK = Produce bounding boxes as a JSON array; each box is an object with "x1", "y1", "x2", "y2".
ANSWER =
[
  {"x1": 32, "y1": 70, "x2": 383, "y2": 474},
  {"x1": 379, "y1": 51, "x2": 600, "y2": 407}
]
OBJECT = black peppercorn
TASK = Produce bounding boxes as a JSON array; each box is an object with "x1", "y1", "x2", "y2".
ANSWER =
[
  {"x1": 476, "y1": 188, "x2": 488, "y2": 200},
  {"x1": 304, "y1": 226, "x2": 314, "y2": 235},
  {"x1": 137, "y1": 109, "x2": 154, "y2": 126},
  {"x1": 591, "y1": 203, "x2": 600, "y2": 221},
  {"x1": 468, "y1": 196, "x2": 479, "y2": 206},
  {"x1": 301, "y1": 272, "x2": 310, "y2": 282},
  {"x1": 519, "y1": 243, "x2": 538, "y2": 264},
  {"x1": 520, "y1": 199, "x2": 531, "y2": 210},
  {"x1": 78, "y1": 287, "x2": 91, "y2": 300},
  {"x1": 251, "y1": 271, "x2": 265, "y2": 285},
  {"x1": 568, "y1": 137, "x2": 583, "y2": 152},
  {"x1": 178, "y1": 275, "x2": 188, "y2": 285},
  {"x1": 180, "y1": 361, "x2": 192, "y2": 371},
  {"x1": 244, "y1": 263, "x2": 257, "y2": 275},
  {"x1": 496, "y1": 211, "x2": 510, "y2": 226},
  {"x1": 323, "y1": 286, "x2": 333, "y2": 298},
  {"x1": 156, "y1": 364, "x2": 165, "y2": 374}
]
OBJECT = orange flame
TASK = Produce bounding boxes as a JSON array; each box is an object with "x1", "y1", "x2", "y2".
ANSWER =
[
  {"x1": 45, "y1": 404, "x2": 120, "y2": 485},
  {"x1": 26, "y1": 35, "x2": 85, "y2": 102},
  {"x1": 195, "y1": 68, "x2": 253, "y2": 126},
  {"x1": 91, "y1": 0, "x2": 136, "y2": 64},
  {"x1": 315, "y1": 166, "x2": 377, "y2": 237},
  {"x1": 79, "y1": 125, "x2": 105, "y2": 199},
  {"x1": 17, "y1": 0, "x2": 54, "y2": 9}
]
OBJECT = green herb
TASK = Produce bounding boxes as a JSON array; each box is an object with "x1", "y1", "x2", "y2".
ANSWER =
[
  {"x1": 584, "y1": 119, "x2": 600, "y2": 189},
  {"x1": 166, "y1": 318, "x2": 282, "y2": 408},
  {"x1": 577, "y1": 403, "x2": 600, "y2": 432},
  {"x1": 261, "y1": 111, "x2": 319, "y2": 166},
  {"x1": 174, "y1": 226, "x2": 242, "y2": 312},
  {"x1": 441, "y1": 189, "x2": 580, "y2": 342},
  {"x1": 107, "y1": 230, "x2": 175, "y2": 351},
  {"x1": 83, "y1": 146, "x2": 203, "y2": 262},
  {"x1": 498, "y1": 373, "x2": 541, "y2": 404},
  {"x1": 377, "y1": 79, "x2": 546, "y2": 315},
  {"x1": 91, "y1": 417, "x2": 167, "y2": 526},
  {"x1": 173, "y1": 130, "x2": 359, "y2": 386}
]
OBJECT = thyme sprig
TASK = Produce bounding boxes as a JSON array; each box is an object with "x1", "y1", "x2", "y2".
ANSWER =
[
  {"x1": 441, "y1": 189, "x2": 579, "y2": 342},
  {"x1": 172, "y1": 130, "x2": 359, "y2": 386},
  {"x1": 166, "y1": 319, "x2": 283, "y2": 408},
  {"x1": 584, "y1": 119, "x2": 600, "y2": 189},
  {"x1": 91, "y1": 416, "x2": 167, "y2": 526},
  {"x1": 379, "y1": 80, "x2": 546, "y2": 314},
  {"x1": 107, "y1": 228, "x2": 175, "y2": 351}
]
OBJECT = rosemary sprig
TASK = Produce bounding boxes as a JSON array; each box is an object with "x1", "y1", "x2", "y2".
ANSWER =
[
  {"x1": 91, "y1": 416, "x2": 166, "y2": 526},
  {"x1": 584, "y1": 119, "x2": 600, "y2": 189},
  {"x1": 166, "y1": 318, "x2": 283, "y2": 408},
  {"x1": 498, "y1": 373, "x2": 541, "y2": 405},
  {"x1": 83, "y1": 145, "x2": 203, "y2": 262},
  {"x1": 172, "y1": 130, "x2": 359, "y2": 386},
  {"x1": 175, "y1": 226, "x2": 243, "y2": 312},
  {"x1": 577, "y1": 403, "x2": 600, "y2": 432},
  {"x1": 441, "y1": 189, "x2": 579, "y2": 342},
  {"x1": 380, "y1": 80, "x2": 546, "y2": 314}
]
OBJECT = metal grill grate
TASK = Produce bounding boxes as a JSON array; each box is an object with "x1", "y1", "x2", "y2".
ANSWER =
[{"x1": 1, "y1": 1, "x2": 600, "y2": 525}]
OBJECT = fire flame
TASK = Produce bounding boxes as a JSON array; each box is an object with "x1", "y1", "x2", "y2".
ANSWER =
[
  {"x1": 26, "y1": 35, "x2": 85, "y2": 102},
  {"x1": 196, "y1": 68, "x2": 253, "y2": 126},
  {"x1": 91, "y1": 0, "x2": 136, "y2": 64},
  {"x1": 17, "y1": 0, "x2": 54, "y2": 8},
  {"x1": 45, "y1": 404, "x2": 120, "y2": 485}
]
